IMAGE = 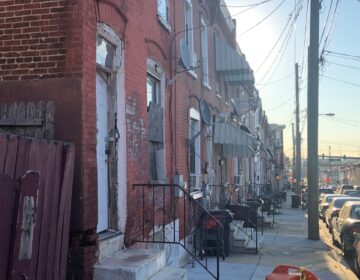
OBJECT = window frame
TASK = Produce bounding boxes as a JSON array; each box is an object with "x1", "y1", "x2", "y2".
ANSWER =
[
  {"x1": 157, "y1": 0, "x2": 171, "y2": 31},
  {"x1": 200, "y1": 17, "x2": 210, "y2": 89},
  {"x1": 184, "y1": 0, "x2": 196, "y2": 69},
  {"x1": 189, "y1": 108, "x2": 201, "y2": 189}
]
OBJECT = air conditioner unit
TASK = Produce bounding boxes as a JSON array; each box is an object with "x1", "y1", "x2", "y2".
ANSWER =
[
  {"x1": 190, "y1": 175, "x2": 201, "y2": 190},
  {"x1": 234, "y1": 175, "x2": 243, "y2": 186}
]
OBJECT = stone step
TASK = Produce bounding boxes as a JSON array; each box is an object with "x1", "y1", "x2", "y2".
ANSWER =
[
  {"x1": 98, "y1": 232, "x2": 125, "y2": 262},
  {"x1": 148, "y1": 266, "x2": 187, "y2": 280},
  {"x1": 94, "y1": 248, "x2": 166, "y2": 280}
]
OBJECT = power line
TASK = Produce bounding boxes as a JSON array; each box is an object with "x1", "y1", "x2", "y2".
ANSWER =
[
  {"x1": 266, "y1": 95, "x2": 295, "y2": 111},
  {"x1": 255, "y1": 0, "x2": 303, "y2": 78},
  {"x1": 319, "y1": 0, "x2": 334, "y2": 46},
  {"x1": 299, "y1": 0, "x2": 310, "y2": 88},
  {"x1": 322, "y1": 75, "x2": 360, "y2": 88},
  {"x1": 256, "y1": 8, "x2": 297, "y2": 84},
  {"x1": 326, "y1": 61, "x2": 360, "y2": 70},
  {"x1": 256, "y1": 73, "x2": 293, "y2": 86},
  {"x1": 324, "y1": 50, "x2": 360, "y2": 60},
  {"x1": 239, "y1": 0, "x2": 287, "y2": 36},
  {"x1": 220, "y1": 0, "x2": 273, "y2": 8}
]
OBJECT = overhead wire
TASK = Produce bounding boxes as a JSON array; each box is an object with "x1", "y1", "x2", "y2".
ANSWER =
[
  {"x1": 220, "y1": 0, "x2": 273, "y2": 8},
  {"x1": 299, "y1": 0, "x2": 310, "y2": 88},
  {"x1": 321, "y1": 75, "x2": 360, "y2": 88},
  {"x1": 256, "y1": 0, "x2": 304, "y2": 85},
  {"x1": 255, "y1": 0, "x2": 303, "y2": 79},
  {"x1": 326, "y1": 61, "x2": 360, "y2": 70},
  {"x1": 239, "y1": 0, "x2": 287, "y2": 36}
]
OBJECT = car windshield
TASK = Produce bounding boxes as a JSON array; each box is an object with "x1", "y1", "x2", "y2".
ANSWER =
[
  {"x1": 334, "y1": 198, "x2": 360, "y2": 208},
  {"x1": 319, "y1": 189, "x2": 334, "y2": 194},
  {"x1": 342, "y1": 185, "x2": 353, "y2": 190}
]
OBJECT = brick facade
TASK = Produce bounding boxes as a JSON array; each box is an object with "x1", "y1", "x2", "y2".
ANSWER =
[{"x1": 0, "y1": 1, "x2": 265, "y2": 279}]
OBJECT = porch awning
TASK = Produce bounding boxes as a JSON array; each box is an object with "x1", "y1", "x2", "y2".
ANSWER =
[
  {"x1": 215, "y1": 34, "x2": 255, "y2": 86},
  {"x1": 213, "y1": 121, "x2": 255, "y2": 158}
]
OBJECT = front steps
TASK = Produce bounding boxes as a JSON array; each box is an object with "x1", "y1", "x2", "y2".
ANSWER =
[
  {"x1": 94, "y1": 248, "x2": 187, "y2": 280},
  {"x1": 230, "y1": 220, "x2": 264, "y2": 253}
]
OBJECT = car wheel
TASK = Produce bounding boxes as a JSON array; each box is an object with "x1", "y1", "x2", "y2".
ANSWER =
[
  {"x1": 341, "y1": 237, "x2": 351, "y2": 258},
  {"x1": 331, "y1": 231, "x2": 337, "y2": 245},
  {"x1": 354, "y1": 249, "x2": 360, "y2": 276}
]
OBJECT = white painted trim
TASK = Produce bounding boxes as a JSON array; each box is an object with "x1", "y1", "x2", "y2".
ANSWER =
[{"x1": 97, "y1": 23, "x2": 127, "y2": 233}]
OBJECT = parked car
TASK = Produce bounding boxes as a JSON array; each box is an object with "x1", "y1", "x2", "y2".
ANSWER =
[
  {"x1": 319, "y1": 194, "x2": 347, "y2": 221},
  {"x1": 324, "y1": 197, "x2": 360, "y2": 232},
  {"x1": 332, "y1": 201, "x2": 360, "y2": 257},
  {"x1": 337, "y1": 184, "x2": 354, "y2": 194},
  {"x1": 342, "y1": 190, "x2": 360, "y2": 197},
  {"x1": 353, "y1": 233, "x2": 360, "y2": 276}
]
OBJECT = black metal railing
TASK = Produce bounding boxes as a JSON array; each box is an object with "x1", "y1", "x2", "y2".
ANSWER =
[
  {"x1": 208, "y1": 184, "x2": 242, "y2": 209},
  {"x1": 227, "y1": 203, "x2": 264, "y2": 254},
  {"x1": 132, "y1": 183, "x2": 224, "y2": 280}
]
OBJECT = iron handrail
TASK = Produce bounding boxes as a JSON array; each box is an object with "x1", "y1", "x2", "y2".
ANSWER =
[{"x1": 132, "y1": 183, "x2": 224, "y2": 280}]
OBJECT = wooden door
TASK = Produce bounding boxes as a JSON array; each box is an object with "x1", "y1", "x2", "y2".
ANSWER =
[{"x1": 96, "y1": 73, "x2": 109, "y2": 233}]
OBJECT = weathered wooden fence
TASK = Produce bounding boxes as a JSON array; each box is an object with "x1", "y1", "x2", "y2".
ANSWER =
[
  {"x1": 0, "y1": 101, "x2": 54, "y2": 139},
  {"x1": 0, "y1": 132, "x2": 75, "y2": 280}
]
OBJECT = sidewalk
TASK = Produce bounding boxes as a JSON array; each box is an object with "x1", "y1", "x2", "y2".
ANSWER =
[{"x1": 186, "y1": 192, "x2": 359, "y2": 280}]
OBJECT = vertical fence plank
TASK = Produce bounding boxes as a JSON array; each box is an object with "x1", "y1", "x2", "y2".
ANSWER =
[
  {"x1": 14, "y1": 137, "x2": 31, "y2": 181},
  {"x1": 0, "y1": 174, "x2": 16, "y2": 280},
  {"x1": 16, "y1": 102, "x2": 26, "y2": 137},
  {"x1": 46, "y1": 142, "x2": 63, "y2": 280},
  {"x1": 26, "y1": 140, "x2": 47, "y2": 280},
  {"x1": 35, "y1": 101, "x2": 45, "y2": 139},
  {"x1": 59, "y1": 143, "x2": 75, "y2": 280},
  {"x1": 25, "y1": 103, "x2": 36, "y2": 137},
  {"x1": 37, "y1": 141, "x2": 57, "y2": 280},
  {"x1": 0, "y1": 133, "x2": 8, "y2": 173},
  {"x1": 45, "y1": 101, "x2": 54, "y2": 140},
  {"x1": 10, "y1": 171, "x2": 41, "y2": 280},
  {"x1": 4, "y1": 135, "x2": 19, "y2": 180},
  {"x1": 54, "y1": 143, "x2": 74, "y2": 280}
]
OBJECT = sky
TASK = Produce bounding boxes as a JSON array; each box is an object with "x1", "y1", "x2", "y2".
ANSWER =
[{"x1": 225, "y1": 0, "x2": 360, "y2": 159}]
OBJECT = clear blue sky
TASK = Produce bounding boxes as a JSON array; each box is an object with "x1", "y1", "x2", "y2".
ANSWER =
[{"x1": 225, "y1": 0, "x2": 360, "y2": 158}]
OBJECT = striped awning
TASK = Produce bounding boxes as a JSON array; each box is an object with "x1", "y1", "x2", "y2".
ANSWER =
[
  {"x1": 215, "y1": 34, "x2": 255, "y2": 85},
  {"x1": 214, "y1": 121, "x2": 255, "y2": 158}
]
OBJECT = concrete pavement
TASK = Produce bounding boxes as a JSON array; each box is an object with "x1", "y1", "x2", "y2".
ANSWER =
[{"x1": 186, "y1": 192, "x2": 359, "y2": 280}]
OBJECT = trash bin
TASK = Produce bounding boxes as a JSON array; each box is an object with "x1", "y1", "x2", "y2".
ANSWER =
[
  {"x1": 209, "y1": 210, "x2": 233, "y2": 257},
  {"x1": 291, "y1": 194, "x2": 301, "y2": 208}
]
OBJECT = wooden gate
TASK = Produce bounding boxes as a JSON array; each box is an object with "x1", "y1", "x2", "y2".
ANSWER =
[
  {"x1": 0, "y1": 132, "x2": 75, "y2": 280},
  {"x1": 0, "y1": 101, "x2": 54, "y2": 139}
]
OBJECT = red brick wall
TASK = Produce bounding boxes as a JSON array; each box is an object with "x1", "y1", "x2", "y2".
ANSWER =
[{"x1": 0, "y1": 0, "x2": 82, "y2": 80}]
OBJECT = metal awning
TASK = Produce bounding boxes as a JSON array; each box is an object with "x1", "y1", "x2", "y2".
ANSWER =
[
  {"x1": 213, "y1": 121, "x2": 255, "y2": 158},
  {"x1": 215, "y1": 34, "x2": 255, "y2": 85}
]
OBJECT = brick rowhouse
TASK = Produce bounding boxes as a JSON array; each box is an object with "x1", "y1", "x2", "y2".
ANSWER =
[{"x1": 0, "y1": 0, "x2": 267, "y2": 279}]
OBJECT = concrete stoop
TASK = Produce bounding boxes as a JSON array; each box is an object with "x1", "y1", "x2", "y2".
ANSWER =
[
  {"x1": 94, "y1": 248, "x2": 187, "y2": 280},
  {"x1": 231, "y1": 225, "x2": 264, "y2": 253},
  {"x1": 148, "y1": 266, "x2": 187, "y2": 280}
]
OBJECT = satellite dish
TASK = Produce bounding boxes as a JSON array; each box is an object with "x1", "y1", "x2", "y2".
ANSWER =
[
  {"x1": 231, "y1": 98, "x2": 240, "y2": 116},
  {"x1": 200, "y1": 98, "x2": 211, "y2": 126},
  {"x1": 179, "y1": 38, "x2": 191, "y2": 70}
]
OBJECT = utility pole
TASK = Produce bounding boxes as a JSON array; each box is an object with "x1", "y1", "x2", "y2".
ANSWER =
[
  {"x1": 307, "y1": 0, "x2": 320, "y2": 240},
  {"x1": 292, "y1": 123, "x2": 296, "y2": 183},
  {"x1": 329, "y1": 146, "x2": 332, "y2": 182},
  {"x1": 295, "y1": 63, "x2": 301, "y2": 193}
]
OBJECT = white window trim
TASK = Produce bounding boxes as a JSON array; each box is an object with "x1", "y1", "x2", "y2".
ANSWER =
[
  {"x1": 147, "y1": 58, "x2": 167, "y2": 182},
  {"x1": 200, "y1": 17, "x2": 210, "y2": 89},
  {"x1": 157, "y1": 0, "x2": 171, "y2": 32},
  {"x1": 184, "y1": 0, "x2": 196, "y2": 67},
  {"x1": 189, "y1": 108, "x2": 201, "y2": 189}
]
